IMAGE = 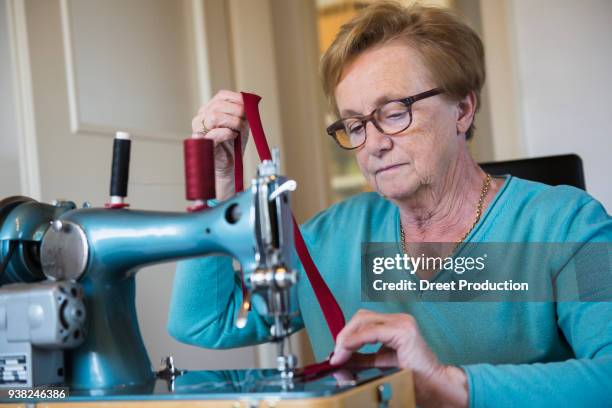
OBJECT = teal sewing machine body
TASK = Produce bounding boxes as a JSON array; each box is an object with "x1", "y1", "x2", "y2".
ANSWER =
[{"x1": 0, "y1": 158, "x2": 298, "y2": 392}]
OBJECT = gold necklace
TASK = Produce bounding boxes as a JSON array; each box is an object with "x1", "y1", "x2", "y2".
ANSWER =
[{"x1": 400, "y1": 173, "x2": 491, "y2": 253}]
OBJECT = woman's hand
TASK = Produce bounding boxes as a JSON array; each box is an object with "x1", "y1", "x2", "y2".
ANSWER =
[
  {"x1": 330, "y1": 309, "x2": 468, "y2": 408},
  {"x1": 191, "y1": 90, "x2": 249, "y2": 201}
]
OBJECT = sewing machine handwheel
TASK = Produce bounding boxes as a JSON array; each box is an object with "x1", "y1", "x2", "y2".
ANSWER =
[{"x1": 0, "y1": 196, "x2": 35, "y2": 226}]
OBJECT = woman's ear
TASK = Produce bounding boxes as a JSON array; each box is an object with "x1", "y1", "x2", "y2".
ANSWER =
[{"x1": 456, "y1": 91, "x2": 477, "y2": 136}]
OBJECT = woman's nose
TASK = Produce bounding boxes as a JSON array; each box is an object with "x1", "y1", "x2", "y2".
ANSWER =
[{"x1": 364, "y1": 121, "x2": 392, "y2": 157}]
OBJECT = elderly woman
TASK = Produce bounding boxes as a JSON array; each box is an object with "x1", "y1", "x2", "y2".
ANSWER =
[{"x1": 168, "y1": 2, "x2": 612, "y2": 407}]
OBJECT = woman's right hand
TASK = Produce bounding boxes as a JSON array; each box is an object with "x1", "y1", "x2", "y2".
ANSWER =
[{"x1": 191, "y1": 90, "x2": 249, "y2": 201}]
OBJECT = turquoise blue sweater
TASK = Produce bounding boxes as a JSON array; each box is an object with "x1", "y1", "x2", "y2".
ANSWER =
[{"x1": 168, "y1": 176, "x2": 612, "y2": 407}]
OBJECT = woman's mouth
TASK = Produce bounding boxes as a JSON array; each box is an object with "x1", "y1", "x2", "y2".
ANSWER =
[{"x1": 375, "y1": 163, "x2": 409, "y2": 174}]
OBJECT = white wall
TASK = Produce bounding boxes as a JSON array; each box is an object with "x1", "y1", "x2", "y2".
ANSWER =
[
  {"x1": 478, "y1": 0, "x2": 524, "y2": 162},
  {"x1": 13, "y1": 0, "x2": 257, "y2": 372},
  {"x1": 0, "y1": 0, "x2": 21, "y2": 197},
  {"x1": 510, "y1": 0, "x2": 612, "y2": 210}
]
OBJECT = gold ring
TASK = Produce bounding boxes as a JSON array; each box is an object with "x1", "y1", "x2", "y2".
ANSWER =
[{"x1": 200, "y1": 120, "x2": 210, "y2": 135}]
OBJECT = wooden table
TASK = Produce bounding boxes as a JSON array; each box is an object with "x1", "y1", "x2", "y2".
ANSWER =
[{"x1": 2, "y1": 369, "x2": 414, "y2": 408}]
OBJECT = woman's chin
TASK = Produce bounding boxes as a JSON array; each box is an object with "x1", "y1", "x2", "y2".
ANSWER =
[
  {"x1": 374, "y1": 184, "x2": 419, "y2": 201},
  {"x1": 370, "y1": 167, "x2": 418, "y2": 197},
  {"x1": 370, "y1": 174, "x2": 419, "y2": 200}
]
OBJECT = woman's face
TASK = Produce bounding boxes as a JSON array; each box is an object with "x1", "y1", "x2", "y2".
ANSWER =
[{"x1": 334, "y1": 41, "x2": 466, "y2": 201}]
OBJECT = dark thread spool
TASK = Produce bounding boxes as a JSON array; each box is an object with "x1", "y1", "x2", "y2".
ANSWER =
[
  {"x1": 184, "y1": 138, "x2": 215, "y2": 201},
  {"x1": 110, "y1": 138, "x2": 131, "y2": 197}
]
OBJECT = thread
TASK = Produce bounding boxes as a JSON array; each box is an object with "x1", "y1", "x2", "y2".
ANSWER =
[
  {"x1": 110, "y1": 137, "x2": 131, "y2": 197},
  {"x1": 184, "y1": 137, "x2": 215, "y2": 201}
]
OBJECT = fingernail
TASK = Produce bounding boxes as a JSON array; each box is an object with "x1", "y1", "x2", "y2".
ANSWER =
[{"x1": 329, "y1": 350, "x2": 342, "y2": 365}]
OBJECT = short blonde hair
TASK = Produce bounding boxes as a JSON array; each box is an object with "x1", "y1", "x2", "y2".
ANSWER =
[{"x1": 320, "y1": 1, "x2": 485, "y2": 139}]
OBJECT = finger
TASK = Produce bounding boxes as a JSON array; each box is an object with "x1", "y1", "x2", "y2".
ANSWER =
[
  {"x1": 339, "y1": 312, "x2": 415, "y2": 346},
  {"x1": 192, "y1": 110, "x2": 242, "y2": 133},
  {"x1": 331, "y1": 310, "x2": 383, "y2": 364},
  {"x1": 332, "y1": 320, "x2": 410, "y2": 366},
  {"x1": 204, "y1": 128, "x2": 239, "y2": 144},
  {"x1": 214, "y1": 89, "x2": 244, "y2": 104},
  {"x1": 331, "y1": 368, "x2": 356, "y2": 384},
  {"x1": 346, "y1": 348, "x2": 398, "y2": 368},
  {"x1": 332, "y1": 325, "x2": 385, "y2": 366},
  {"x1": 335, "y1": 310, "x2": 385, "y2": 350},
  {"x1": 217, "y1": 89, "x2": 243, "y2": 103},
  {"x1": 342, "y1": 318, "x2": 414, "y2": 352},
  {"x1": 204, "y1": 99, "x2": 245, "y2": 119},
  {"x1": 208, "y1": 112, "x2": 245, "y2": 133},
  {"x1": 192, "y1": 115, "x2": 205, "y2": 133}
]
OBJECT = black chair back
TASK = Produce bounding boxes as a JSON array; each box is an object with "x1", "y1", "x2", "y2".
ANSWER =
[{"x1": 480, "y1": 154, "x2": 586, "y2": 190}]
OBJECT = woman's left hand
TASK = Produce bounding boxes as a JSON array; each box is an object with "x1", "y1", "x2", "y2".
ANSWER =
[{"x1": 330, "y1": 309, "x2": 468, "y2": 408}]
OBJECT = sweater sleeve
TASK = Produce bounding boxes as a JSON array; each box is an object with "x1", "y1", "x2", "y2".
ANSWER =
[
  {"x1": 463, "y1": 302, "x2": 612, "y2": 407},
  {"x1": 463, "y1": 196, "x2": 612, "y2": 407}
]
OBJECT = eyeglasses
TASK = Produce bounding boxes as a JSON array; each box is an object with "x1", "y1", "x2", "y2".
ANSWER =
[{"x1": 326, "y1": 88, "x2": 442, "y2": 150}]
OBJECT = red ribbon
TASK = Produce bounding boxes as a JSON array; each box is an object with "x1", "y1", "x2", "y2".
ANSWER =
[
  {"x1": 239, "y1": 92, "x2": 346, "y2": 344},
  {"x1": 298, "y1": 358, "x2": 337, "y2": 378},
  {"x1": 233, "y1": 133, "x2": 244, "y2": 193}
]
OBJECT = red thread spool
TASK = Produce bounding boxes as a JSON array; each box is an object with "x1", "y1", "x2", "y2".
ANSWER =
[{"x1": 184, "y1": 137, "x2": 215, "y2": 205}]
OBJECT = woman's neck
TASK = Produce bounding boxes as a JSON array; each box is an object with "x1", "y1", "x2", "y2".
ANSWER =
[{"x1": 396, "y1": 149, "x2": 489, "y2": 243}]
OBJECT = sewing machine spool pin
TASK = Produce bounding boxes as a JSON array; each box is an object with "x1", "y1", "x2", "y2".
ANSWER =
[{"x1": 105, "y1": 131, "x2": 131, "y2": 209}]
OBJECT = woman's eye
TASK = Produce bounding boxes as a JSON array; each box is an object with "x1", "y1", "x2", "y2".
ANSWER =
[
  {"x1": 348, "y1": 123, "x2": 364, "y2": 134},
  {"x1": 385, "y1": 111, "x2": 408, "y2": 120}
]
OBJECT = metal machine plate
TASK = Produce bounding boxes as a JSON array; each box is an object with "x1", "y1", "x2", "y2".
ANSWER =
[
  {"x1": 40, "y1": 221, "x2": 88, "y2": 281},
  {"x1": 50, "y1": 367, "x2": 401, "y2": 402}
]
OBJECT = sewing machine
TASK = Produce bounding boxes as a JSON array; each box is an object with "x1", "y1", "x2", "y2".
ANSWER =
[{"x1": 0, "y1": 132, "x2": 413, "y2": 407}]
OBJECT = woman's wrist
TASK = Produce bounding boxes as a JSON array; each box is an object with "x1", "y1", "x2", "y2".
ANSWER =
[
  {"x1": 443, "y1": 365, "x2": 469, "y2": 407},
  {"x1": 215, "y1": 173, "x2": 235, "y2": 201},
  {"x1": 417, "y1": 365, "x2": 469, "y2": 408}
]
